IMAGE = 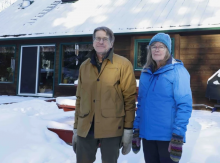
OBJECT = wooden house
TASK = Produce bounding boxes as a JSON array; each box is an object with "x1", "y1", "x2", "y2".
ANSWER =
[{"x1": 0, "y1": 0, "x2": 220, "y2": 107}]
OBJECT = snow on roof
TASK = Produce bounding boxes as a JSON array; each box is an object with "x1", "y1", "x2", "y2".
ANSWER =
[
  {"x1": 208, "y1": 69, "x2": 220, "y2": 85},
  {"x1": 1, "y1": 0, "x2": 220, "y2": 39},
  {"x1": 0, "y1": 0, "x2": 17, "y2": 12}
]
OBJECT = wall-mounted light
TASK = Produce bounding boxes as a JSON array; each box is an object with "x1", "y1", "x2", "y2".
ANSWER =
[
  {"x1": 75, "y1": 44, "x2": 79, "y2": 56},
  {"x1": 75, "y1": 44, "x2": 79, "y2": 65}
]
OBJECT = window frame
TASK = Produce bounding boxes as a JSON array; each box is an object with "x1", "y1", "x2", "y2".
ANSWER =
[
  {"x1": 0, "y1": 44, "x2": 16, "y2": 83},
  {"x1": 59, "y1": 42, "x2": 93, "y2": 85}
]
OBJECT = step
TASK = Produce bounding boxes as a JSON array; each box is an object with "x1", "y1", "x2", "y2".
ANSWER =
[
  {"x1": 48, "y1": 128, "x2": 73, "y2": 145},
  {"x1": 56, "y1": 104, "x2": 75, "y2": 111}
]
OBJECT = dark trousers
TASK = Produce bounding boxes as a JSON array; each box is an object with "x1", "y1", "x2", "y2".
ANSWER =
[
  {"x1": 142, "y1": 139, "x2": 178, "y2": 163},
  {"x1": 76, "y1": 134, "x2": 122, "y2": 163}
]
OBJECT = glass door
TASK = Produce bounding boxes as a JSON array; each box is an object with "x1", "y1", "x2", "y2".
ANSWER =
[
  {"x1": 38, "y1": 46, "x2": 55, "y2": 95},
  {"x1": 18, "y1": 45, "x2": 55, "y2": 97}
]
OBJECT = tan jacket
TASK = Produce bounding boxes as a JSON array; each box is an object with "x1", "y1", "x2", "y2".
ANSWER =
[{"x1": 74, "y1": 50, "x2": 136, "y2": 138}]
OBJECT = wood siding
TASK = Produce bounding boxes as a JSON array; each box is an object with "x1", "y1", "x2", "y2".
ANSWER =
[
  {"x1": 0, "y1": 37, "x2": 92, "y2": 97},
  {"x1": 180, "y1": 34, "x2": 220, "y2": 105},
  {"x1": 0, "y1": 35, "x2": 132, "y2": 97},
  {"x1": 0, "y1": 33, "x2": 219, "y2": 107}
]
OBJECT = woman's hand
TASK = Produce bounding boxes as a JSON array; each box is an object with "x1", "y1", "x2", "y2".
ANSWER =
[{"x1": 169, "y1": 134, "x2": 183, "y2": 162}]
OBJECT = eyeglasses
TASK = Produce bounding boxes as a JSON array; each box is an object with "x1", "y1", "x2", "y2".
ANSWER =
[
  {"x1": 151, "y1": 46, "x2": 166, "y2": 51},
  {"x1": 94, "y1": 37, "x2": 109, "y2": 43}
]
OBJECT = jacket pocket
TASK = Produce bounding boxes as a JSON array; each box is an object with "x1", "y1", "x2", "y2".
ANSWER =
[
  {"x1": 79, "y1": 87, "x2": 91, "y2": 117},
  {"x1": 79, "y1": 111, "x2": 90, "y2": 118},
  {"x1": 114, "y1": 80, "x2": 123, "y2": 101},
  {"x1": 101, "y1": 87, "x2": 125, "y2": 118}
]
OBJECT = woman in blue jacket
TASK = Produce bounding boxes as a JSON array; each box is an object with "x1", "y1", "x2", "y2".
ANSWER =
[{"x1": 132, "y1": 33, "x2": 192, "y2": 163}]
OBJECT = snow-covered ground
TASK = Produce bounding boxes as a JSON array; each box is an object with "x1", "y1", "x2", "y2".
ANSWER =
[
  {"x1": 0, "y1": 95, "x2": 54, "y2": 104},
  {"x1": 0, "y1": 96, "x2": 220, "y2": 163}
]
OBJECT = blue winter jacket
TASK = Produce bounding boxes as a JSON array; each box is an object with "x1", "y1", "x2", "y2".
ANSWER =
[{"x1": 133, "y1": 57, "x2": 192, "y2": 141}]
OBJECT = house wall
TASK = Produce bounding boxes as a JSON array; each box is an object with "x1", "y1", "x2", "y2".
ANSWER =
[
  {"x1": 0, "y1": 35, "x2": 132, "y2": 97},
  {"x1": 180, "y1": 34, "x2": 220, "y2": 106},
  {"x1": 0, "y1": 37, "x2": 92, "y2": 97},
  {"x1": 0, "y1": 32, "x2": 219, "y2": 107},
  {"x1": 129, "y1": 33, "x2": 219, "y2": 106}
]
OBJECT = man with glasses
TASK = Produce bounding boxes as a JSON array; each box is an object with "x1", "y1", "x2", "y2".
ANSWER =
[{"x1": 73, "y1": 26, "x2": 136, "y2": 163}]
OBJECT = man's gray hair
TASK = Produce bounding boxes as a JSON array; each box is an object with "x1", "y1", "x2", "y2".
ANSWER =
[{"x1": 93, "y1": 26, "x2": 115, "y2": 44}]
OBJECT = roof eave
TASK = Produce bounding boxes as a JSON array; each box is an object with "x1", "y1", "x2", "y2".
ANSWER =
[{"x1": 1, "y1": 26, "x2": 220, "y2": 41}]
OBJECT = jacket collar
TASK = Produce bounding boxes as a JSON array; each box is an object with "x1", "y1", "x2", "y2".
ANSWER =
[
  {"x1": 143, "y1": 57, "x2": 183, "y2": 74},
  {"x1": 87, "y1": 48, "x2": 114, "y2": 65}
]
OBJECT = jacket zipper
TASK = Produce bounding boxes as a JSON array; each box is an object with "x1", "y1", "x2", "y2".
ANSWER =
[
  {"x1": 145, "y1": 73, "x2": 154, "y2": 138},
  {"x1": 152, "y1": 75, "x2": 159, "y2": 91}
]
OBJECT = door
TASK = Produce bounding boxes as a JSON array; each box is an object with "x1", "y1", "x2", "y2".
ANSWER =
[{"x1": 18, "y1": 45, "x2": 55, "y2": 97}]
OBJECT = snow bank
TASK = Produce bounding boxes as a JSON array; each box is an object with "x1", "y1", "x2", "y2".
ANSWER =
[
  {"x1": 0, "y1": 100, "x2": 75, "y2": 163},
  {"x1": 0, "y1": 95, "x2": 54, "y2": 104},
  {"x1": 136, "y1": 79, "x2": 139, "y2": 87},
  {"x1": 0, "y1": 99, "x2": 61, "y2": 116},
  {"x1": 74, "y1": 80, "x2": 78, "y2": 85},
  {"x1": 56, "y1": 96, "x2": 76, "y2": 106}
]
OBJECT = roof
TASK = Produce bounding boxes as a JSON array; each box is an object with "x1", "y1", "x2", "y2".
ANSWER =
[{"x1": 1, "y1": 0, "x2": 220, "y2": 39}]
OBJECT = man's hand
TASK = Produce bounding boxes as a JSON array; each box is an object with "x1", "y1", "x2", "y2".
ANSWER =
[
  {"x1": 72, "y1": 129, "x2": 77, "y2": 153},
  {"x1": 121, "y1": 129, "x2": 133, "y2": 155}
]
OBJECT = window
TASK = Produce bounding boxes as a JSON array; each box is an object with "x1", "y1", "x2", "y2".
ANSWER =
[
  {"x1": 134, "y1": 38, "x2": 174, "y2": 70},
  {"x1": 59, "y1": 43, "x2": 93, "y2": 84},
  {"x1": 0, "y1": 45, "x2": 15, "y2": 83}
]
